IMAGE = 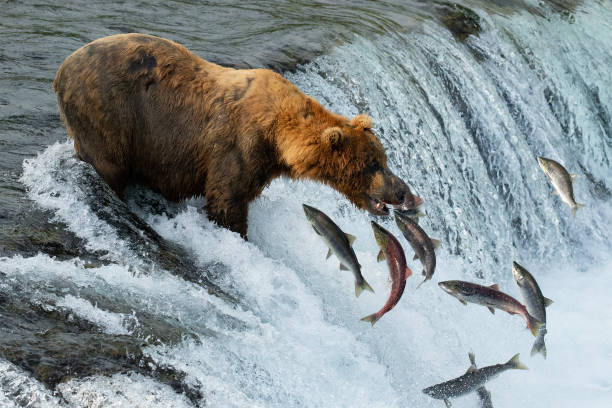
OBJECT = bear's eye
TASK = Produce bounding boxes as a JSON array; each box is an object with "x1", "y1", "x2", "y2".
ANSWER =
[{"x1": 365, "y1": 159, "x2": 381, "y2": 173}]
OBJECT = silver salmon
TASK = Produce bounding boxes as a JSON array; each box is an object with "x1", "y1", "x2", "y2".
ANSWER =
[
  {"x1": 394, "y1": 210, "x2": 439, "y2": 288},
  {"x1": 512, "y1": 261, "x2": 553, "y2": 358},
  {"x1": 393, "y1": 207, "x2": 426, "y2": 224},
  {"x1": 469, "y1": 353, "x2": 494, "y2": 408},
  {"x1": 303, "y1": 204, "x2": 374, "y2": 297},
  {"x1": 537, "y1": 156, "x2": 585, "y2": 217},
  {"x1": 438, "y1": 280, "x2": 542, "y2": 336},
  {"x1": 422, "y1": 354, "x2": 526, "y2": 407},
  {"x1": 361, "y1": 222, "x2": 412, "y2": 325}
]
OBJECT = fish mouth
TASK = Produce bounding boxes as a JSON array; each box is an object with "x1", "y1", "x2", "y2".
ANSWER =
[
  {"x1": 365, "y1": 195, "x2": 391, "y2": 216},
  {"x1": 438, "y1": 281, "x2": 455, "y2": 295},
  {"x1": 511, "y1": 261, "x2": 524, "y2": 281},
  {"x1": 365, "y1": 194, "x2": 424, "y2": 216},
  {"x1": 536, "y1": 156, "x2": 547, "y2": 171}
]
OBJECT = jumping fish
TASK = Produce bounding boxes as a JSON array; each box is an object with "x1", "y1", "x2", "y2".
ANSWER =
[
  {"x1": 422, "y1": 354, "x2": 526, "y2": 407},
  {"x1": 394, "y1": 210, "x2": 439, "y2": 288},
  {"x1": 438, "y1": 280, "x2": 542, "y2": 336},
  {"x1": 512, "y1": 261, "x2": 553, "y2": 358},
  {"x1": 537, "y1": 156, "x2": 585, "y2": 217},
  {"x1": 361, "y1": 222, "x2": 412, "y2": 325},
  {"x1": 303, "y1": 204, "x2": 374, "y2": 297},
  {"x1": 469, "y1": 353, "x2": 494, "y2": 408},
  {"x1": 393, "y1": 207, "x2": 426, "y2": 224}
]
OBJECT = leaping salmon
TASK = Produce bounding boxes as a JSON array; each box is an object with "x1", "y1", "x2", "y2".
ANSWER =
[
  {"x1": 361, "y1": 221, "x2": 412, "y2": 325},
  {"x1": 303, "y1": 204, "x2": 374, "y2": 297},
  {"x1": 438, "y1": 280, "x2": 542, "y2": 336}
]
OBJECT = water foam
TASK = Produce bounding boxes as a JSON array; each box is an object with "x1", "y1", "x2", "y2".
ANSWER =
[{"x1": 9, "y1": 1, "x2": 612, "y2": 407}]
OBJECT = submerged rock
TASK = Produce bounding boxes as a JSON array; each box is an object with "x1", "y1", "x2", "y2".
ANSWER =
[
  {"x1": 436, "y1": 3, "x2": 481, "y2": 42},
  {"x1": 0, "y1": 284, "x2": 204, "y2": 406}
]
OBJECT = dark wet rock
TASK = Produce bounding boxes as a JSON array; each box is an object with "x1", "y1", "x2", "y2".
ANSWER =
[
  {"x1": 67, "y1": 163, "x2": 238, "y2": 305},
  {"x1": 0, "y1": 286, "x2": 204, "y2": 406},
  {"x1": 436, "y1": 3, "x2": 481, "y2": 42},
  {"x1": 0, "y1": 206, "x2": 110, "y2": 266}
]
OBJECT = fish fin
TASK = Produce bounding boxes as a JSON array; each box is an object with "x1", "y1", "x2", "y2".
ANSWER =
[
  {"x1": 311, "y1": 225, "x2": 321, "y2": 235},
  {"x1": 551, "y1": 190, "x2": 559, "y2": 195},
  {"x1": 377, "y1": 250, "x2": 386, "y2": 262},
  {"x1": 444, "y1": 399, "x2": 452, "y2": 408},
  {"x1": 465, "y1": 365, "x2": 477, "y2": 374},
  {"x1": 487, "y1": 307, "x2": 495, "y2": 314},
  {"x1": 345, "y1": 233, "x2": 356, "y2": 246},
  {"x1": 339, "y1": 263, "x2": 349, "y2": 271},
  {"x1": 468, "y1": 352, "x2": 476, "y2": 366},
  {"x1": 326, "y1": 249, "x2": 332, "y2": 260},
  {"x1": 355, "y1": 280, "x2": 375, "y2": 297},
  {"x1": 360, "y1": 313, "x2": 380, "y2": 326},
  {"x1": 531, "y1": 336, "x2": 547, "y2": 359},
  {"x1": 570, "y1": 174, "x2": 579, "y2": 182},
  {"x1": 544, "y1": 297, "x2": 553, "y2": 307},
  {"x1": 507, "y1": 353, "x2": 528, "y2": 370},
  {"x1": 488, "y1": 284, "x2": 500, "y2": 291},
  {"x1": 412, "y1": 254, "x2": 418, "y2": 261},
  {"x1": 415, "y1": 277, "x2": 428, "y2": 289},
  {"x1": 572, "y1": 203, "x2": 585, "y2": 218},
  {"x1": 431, "y1": 239, "x2": 441, "y2": 250},
  {"x1": 416, "y1": 211, "x2": 426, "y2": 217},
  {"x1": 527, "y1": 315, "x2": 542, "y2": 337},
  {"x1": 405, "y1": 267, "x2": 413, "y2": 280},
  {"x1": 459, "y1": 298, "x2": 467, "y2": 306}
]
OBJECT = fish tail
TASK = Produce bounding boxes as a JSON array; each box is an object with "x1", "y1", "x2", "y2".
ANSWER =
[
  {"x1": 531, "y1": 326, "x2": 547, "y2": 359},
  {"x1": 572, "y1": 203, "x2": 585, "y2": 218},
  {"x1": 360, "y1": 313, "x2": 380, "y2": 326},
  {"x1": 507, "y1": 353, "x2": 528, "y2": 370},
  {"x1": 415, "y1": 277, "x2": 428, "y2": 289},
  {"x1": 355, "y1": 279, "x2": 375, "y2": 297}
]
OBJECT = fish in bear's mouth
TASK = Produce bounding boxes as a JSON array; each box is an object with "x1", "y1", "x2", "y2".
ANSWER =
[{"x1": 366, "y1": 194, "x2": 424, "y2": 216}]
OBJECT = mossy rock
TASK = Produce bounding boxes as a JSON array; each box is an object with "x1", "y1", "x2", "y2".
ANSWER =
[{"x1": 437, "y1": 3, "x2": 482, "y2": 42}]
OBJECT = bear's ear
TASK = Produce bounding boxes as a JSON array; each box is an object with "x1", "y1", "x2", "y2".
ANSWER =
[
  {"x1": 350, "y1": 114, "x2": 373, "y2": 131},
  {"x1": 321, "y1": 127, "x2": 344, "y2": 149}
]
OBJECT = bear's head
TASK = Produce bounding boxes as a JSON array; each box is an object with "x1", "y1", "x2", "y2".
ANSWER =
[{"x1": 286, "y1": 113, "x2": 422, "y2": 215}]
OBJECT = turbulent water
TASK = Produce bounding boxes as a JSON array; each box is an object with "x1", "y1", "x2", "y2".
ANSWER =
[{"x1": 1, "y1": 0, "x2": 611, "y2": 407}]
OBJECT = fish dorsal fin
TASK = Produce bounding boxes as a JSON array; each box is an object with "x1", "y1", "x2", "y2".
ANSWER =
[
  {"x1": 431, "y1": 239, "x2": 441, "y2": 250},
  {"x1": 326, "y1": 249, "x2": 332, "y2": 260},
  {"x1": 551, "y1": 190, "x2": 559, "y2": 195},
  {"x1": 339, "y1": 263, "x2": 349, "y2": 271},
  {"x1": 413, "y1": 254, "x2": 419, "y2": 261},
  {"x1": 468, "y1": 352, "x2": 476, "y2": 366},
  {"x1": 487, "y1": 307, "x2": 495, "y2": 314},
  {"x1": 312, "y1": 225, "x2": 321, "y2": 235},
  {"x1": 570, "y1": 174, "x2": 579, "y2": 182},
  {"x1": 377, "y1": 250, "x2": 386, "y2": 262},
  {"x1": 405, "y1": 267, "x2": 413, "y2": 280},
  {"x1": 544, "y1": 297, "x2": 553, "y2": 307},
  {"x1": 345, "y1": 233, "x2": 356, "y2": 246},
  {"x1": 489, "y1": 284, "x2": 500, "y2": 291}
]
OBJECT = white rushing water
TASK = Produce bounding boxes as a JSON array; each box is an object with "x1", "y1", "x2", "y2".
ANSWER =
[{"x1": 4, "y1": 1, "x2": 612, "y2": 407}]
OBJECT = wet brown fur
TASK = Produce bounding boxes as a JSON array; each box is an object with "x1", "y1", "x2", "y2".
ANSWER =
[{"x1": 54, "y1": 33, "x2": 401, "y2": 237}]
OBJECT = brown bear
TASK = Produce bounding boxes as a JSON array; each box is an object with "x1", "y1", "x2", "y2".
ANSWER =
[{"x1": 54, "y1": 33, "x2": 421, "y2": 238}]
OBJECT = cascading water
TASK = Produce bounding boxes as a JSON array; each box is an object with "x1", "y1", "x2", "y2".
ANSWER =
[{"x1": 1, "y1": 1, "x2": 610, "y2": 407}]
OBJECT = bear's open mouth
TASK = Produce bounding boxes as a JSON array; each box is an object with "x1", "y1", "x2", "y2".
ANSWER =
[
  {"x1": 366, "y1": 195, "x2": 390, "y2": 216},
  {"x1": 366, "y1": 194, "x2": 424, "y2": 216}
]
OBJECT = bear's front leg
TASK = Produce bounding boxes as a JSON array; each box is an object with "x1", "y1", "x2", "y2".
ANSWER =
[{"x1": 205, "y1": 198, "x2": 249, "y2": 238}]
